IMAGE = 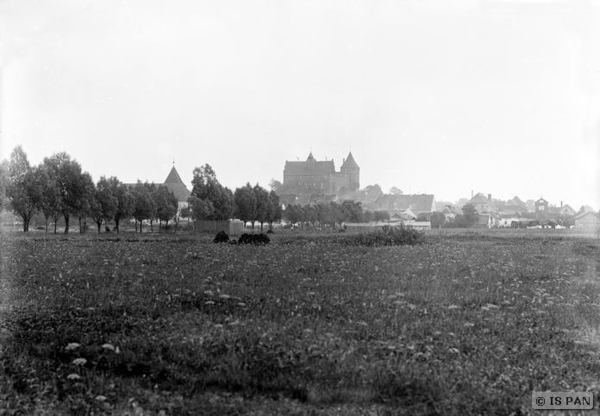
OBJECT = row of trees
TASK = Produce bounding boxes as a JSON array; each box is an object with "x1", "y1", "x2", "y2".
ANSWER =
[
  {"x1": 184, "y1": 165, "x2": 283, "y2": 231},
  {"x1": 283, "y1": 201, "x2": 391, "y2": 228},
  {"x1": 1, "y1": 147, "x2": 284, "y2": 234},
  {"x1": 1, "y1": 146, "x2": 180, "y2": 233}
]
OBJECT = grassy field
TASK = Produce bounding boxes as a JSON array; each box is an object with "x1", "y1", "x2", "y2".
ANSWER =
[{"x1": 1, "y1": 229, "x2": 600, "y2": 415}]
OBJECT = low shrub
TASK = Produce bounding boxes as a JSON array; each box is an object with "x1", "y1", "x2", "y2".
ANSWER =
[
  {"x1": 238, "y1": 233, "x2": 270, "y2": 245},
  {"x1": 213, "y1": 231, "x2": 229, "y2": 243},
  {"x1": 342, "y1": 225, "x2": 424, "y2": 247}
]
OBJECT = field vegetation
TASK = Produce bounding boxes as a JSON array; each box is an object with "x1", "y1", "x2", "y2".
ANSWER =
[{"x1": 1, "y1": 228, "x2": 600, "y2": 414}]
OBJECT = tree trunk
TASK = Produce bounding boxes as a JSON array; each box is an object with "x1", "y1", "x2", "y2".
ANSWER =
[
  {"x1": 139, "y1": 221, "x2": 143, "y2": 233},
  {"x1": 150, "y1": 220, "x2": 153, "y2": 232},
  {"x1": 78, "y1": 217, "x2": 82, "y2": 233},
  {"x1": 260, "y1": 222, "x2": 263, "y2": 232},
  {"x1": 54, "y1": 220, "x2": 58, "y2": 234},
  {"x1": 21, "y1": 215, "x2": 28, "y2": 232},
  {"x1": 64, "y1": 215, "x2": 70, "y2": 234},
  {"x1": 115, "y1": 218, "x2": 120, "y2": 234},
  {"x1": 96, "y1": 220, "x2": 102, "y2": 234}
]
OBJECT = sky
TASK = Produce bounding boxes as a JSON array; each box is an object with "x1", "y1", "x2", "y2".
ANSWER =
[{"x1": 1, "y1": 0, "x2": 599, "y2": 209}]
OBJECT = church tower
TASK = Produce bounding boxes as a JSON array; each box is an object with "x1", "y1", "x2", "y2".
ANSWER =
[{"x1": 340, "y1": 152, "x2": 360, "y2": 192}]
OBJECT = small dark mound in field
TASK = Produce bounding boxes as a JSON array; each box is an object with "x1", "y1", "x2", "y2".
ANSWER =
[
  {"x1": 228, "y1": 239, "x2": 238, "y2": 245},
  {"x1": 213, "y1": 230, "x2": 230, "y2": 243},
  {"x1": 267, "y1": 229, "x2": 274, "y2": 234},
  {"x1": 238, "y1": 233, "x2": 270, "y2": 245}
]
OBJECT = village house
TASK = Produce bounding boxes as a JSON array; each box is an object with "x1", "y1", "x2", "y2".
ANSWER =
[
  {"x1": 574, "y1": 211, "x2": 600, "y2": 232},
  {"x1": 442, "y1": 205, "x2": 462, "y2": 221},
  {"x1": 502, "y1": 196, "x2": 528, "y2": 215},
  {"x1": 466, "y1": 193, "x2": 496, "y2": 213}
]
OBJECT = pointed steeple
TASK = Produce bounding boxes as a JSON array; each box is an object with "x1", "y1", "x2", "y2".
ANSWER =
[
  {"x1": 307, "y1": 152, "x2": 316, "y2": 161},
  {"x1": 341, "y1": 151, "x2": 359, "y2": 169},
  {"x1": 163, "y1": 165, "x2": 191, "y2": 202},
  {"x1": 164, "y1": 165, "x2": 185, "y2": 185}
]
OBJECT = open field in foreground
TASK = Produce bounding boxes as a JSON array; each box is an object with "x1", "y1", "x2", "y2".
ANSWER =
[{"x1": 1, "y1": 230, "x2": 600, "y2": 415}]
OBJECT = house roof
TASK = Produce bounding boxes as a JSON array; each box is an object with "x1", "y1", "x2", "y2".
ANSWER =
[
  {"x1": 306, "y1": 152, "x2": 316, "y2": 161},
  {"x1": 284, "y1": 160, "x2": 335, "y2": 176},
  {"x1": 574, "y1": 211, "x2": 600, "y2": 220},
  {"x1": 561, "y1": 204, "x2": 575, "y2": 213},
  {"x1": 340, "y1": 152, "x2": 359, "y2": 170},
  {"x1": 506, "y1": 196, "x2": 526, "y2": 207},
  {"x1": 443, "y1": 205, "x2": 463, "y2": 215},
  {"x1": 467, "y1": 193, "x2": 491, "y2": 205}
]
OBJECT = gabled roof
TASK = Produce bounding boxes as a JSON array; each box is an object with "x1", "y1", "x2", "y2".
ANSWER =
[
  {"x1": 574, "y1": 211, "x2": 600, "y2": 220},
  {"x1": 340, "y1": 152, "x2": 359, "y2": 170},
  {"x1": 560, "y1": 204, "x2": 576, "y2": 213},
  {"x1": 443, "y1": 205, "x2": 463, "y2": 215},
  {"x1": 468, "y1": 193, "x2": 490, "y2": 205},
  {"x1": 506, "y1": 196, "x2": 526, "y2": 207},
  {"x1": 306, "y1": 152, "x2": 316, "y2": 161}
]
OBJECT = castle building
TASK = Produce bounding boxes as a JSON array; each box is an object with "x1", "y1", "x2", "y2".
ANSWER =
[{"x1": 283, "y1": 152, "x2": 360, "y2": 195}]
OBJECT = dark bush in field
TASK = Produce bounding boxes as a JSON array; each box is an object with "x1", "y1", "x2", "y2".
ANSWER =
[
  {"x1": 238, "y1": 233, "x2": 270, "y2": 245},
  {"x1": 343, "y1": 225, "x2": 424, "y2": 246},
  {"x1": 213, "y1": 230, "x2": 229, "y2": 243}
]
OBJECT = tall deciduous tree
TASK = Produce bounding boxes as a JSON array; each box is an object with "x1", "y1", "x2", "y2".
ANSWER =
[
  {"x1": 190, "y1": 164, "x2": 233, "y2": 220},
  {"x1": 131, "y1": 181, "x2": 156, "y2": 233},
  {"x1": 0, "y1": 160, "x2": 9, "y2": 212},
  {"x1": 76, "y1": 172, "x2": 95, "y2": 233},
  {"x1": 187, "y1": 195, "x2": 214, "y2": 221},
  {"x1": 43, "y1": 152, "x2": 87, "y2": 234},
  {"x1": 253, "y1": 184, "x2": 270, "y2": 231},
  {"x1": 233, "y1": 183, "x2": 256, "y2": 228},
  {"x1": 462, "y1": 203, "x2": 478, "y2": 227},
  {"x1": 38, "y1": 161, "x2": 63, "y2": 233},
  {"x1": 91, "y1": 176, "x2": 118, "y2": 234},
  {"x1": 266, "y1": 190, "x2": 282, "y2": 231},
  {"x1": 6, "y1": 147, "x2": 44, "y2": 232},
  {"x1": 430, "y1": 212, "x2": 446, "y2": 229},
  {"x1": 154, "y1": 185, "x2": 178, "y2": 230},
  {"x1": 110, "y1": 178, "x2": 133, "y2": 233}
]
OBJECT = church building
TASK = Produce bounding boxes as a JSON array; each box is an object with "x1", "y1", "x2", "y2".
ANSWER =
[
  {"x1": 283, "y1": 152, "x2": 360, "y2": 196},
  {"x1": 162, "y1": 165, "x2": 191, "y2": 213}
]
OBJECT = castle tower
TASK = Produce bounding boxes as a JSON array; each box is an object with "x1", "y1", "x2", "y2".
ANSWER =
[{"x1": 340, "y1": 151, "x2": 360, "y2": 192}]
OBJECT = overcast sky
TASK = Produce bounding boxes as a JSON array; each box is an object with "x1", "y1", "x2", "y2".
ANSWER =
[{"x1": 1, "y1": 0, "x2": 599, "y2": 209}]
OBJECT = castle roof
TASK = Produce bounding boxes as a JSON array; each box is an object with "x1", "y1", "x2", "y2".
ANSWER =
[
  {"x1": 341, "y1": 152, "x2": 359, "y2": 170},
  {"x1": 284, "y1": 160, "x2": 335, "y2": 176},
  {"x1": 163, "y1": 166, "x2": 191, "y2": 202},
  {"x1": 307, "y1": 152, "x2": 316, "y2": 161}
]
